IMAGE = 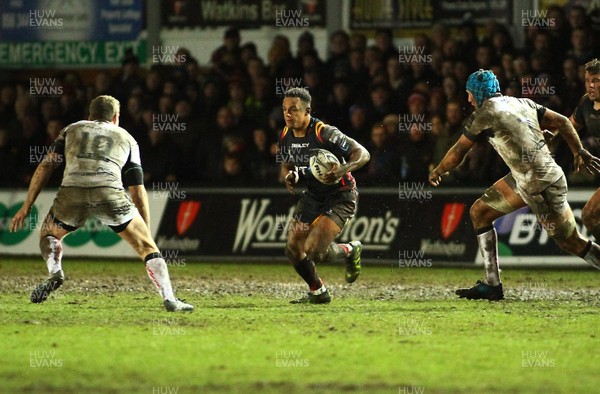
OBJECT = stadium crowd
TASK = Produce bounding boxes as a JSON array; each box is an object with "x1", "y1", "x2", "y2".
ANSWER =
[{"x1": 0, "y1": 4, "x2": 599, "y2": 188}]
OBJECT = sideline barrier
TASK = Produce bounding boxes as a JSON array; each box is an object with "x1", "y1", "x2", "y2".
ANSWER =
[
  {"x1": 155, "y1": 188, "x2": 479, "y2": 264},
  {"x1": 2, "y1": 188, "x2": 595, "y2": 266}
]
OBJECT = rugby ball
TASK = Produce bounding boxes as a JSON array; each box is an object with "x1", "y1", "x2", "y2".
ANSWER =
[{"x1": 309, "y1": 149, "x2": 341, "y2": 184}]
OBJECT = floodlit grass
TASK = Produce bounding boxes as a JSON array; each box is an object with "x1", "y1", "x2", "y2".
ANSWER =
[{"x1": 1, "y1": 258, "x2": 599, "y2": 393}]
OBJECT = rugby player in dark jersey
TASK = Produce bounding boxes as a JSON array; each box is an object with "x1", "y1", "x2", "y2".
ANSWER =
[
  {"x1": 279, "y1": 88, "x2": 370, "y2": 304},
  {"x1": 569, "y1": 59, "x2": 600, "y2": 239}
]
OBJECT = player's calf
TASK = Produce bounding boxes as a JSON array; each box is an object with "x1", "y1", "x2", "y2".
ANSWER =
[
  {"x1": 582, "y1": 202, "x2": 600, "y2": 240},
  {"x1": 40, "y1": 235, "x2": 63, "y2": 276},
  {"x1": 548, "y1": 217, "x2": 600, "y2": 269}
]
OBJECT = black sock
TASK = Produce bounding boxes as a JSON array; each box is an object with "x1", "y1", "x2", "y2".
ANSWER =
[
  {"x1": 293, "y1": 257, "x2": 322, "y2": 291},
  {"x1": 578, "y1": 240, "x2": 592, "y2": 259}
]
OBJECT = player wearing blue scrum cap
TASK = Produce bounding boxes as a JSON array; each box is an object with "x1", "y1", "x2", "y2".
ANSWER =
[{"x1": 429, "y1": 69, "x2": 600, "y2": 300}]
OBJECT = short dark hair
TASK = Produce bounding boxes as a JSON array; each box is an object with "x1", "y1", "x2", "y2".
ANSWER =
[
  {"x1": 585, "y1": 58, "x2": 600, "y2": 75},
  {"x1": 284, "y1": 87, "x2": 311, "y2": 107}
]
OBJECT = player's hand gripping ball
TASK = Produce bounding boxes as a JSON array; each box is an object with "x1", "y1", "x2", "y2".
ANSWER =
[{"x1": 309, "y1": 149, "x2": 341, "y2": 184}]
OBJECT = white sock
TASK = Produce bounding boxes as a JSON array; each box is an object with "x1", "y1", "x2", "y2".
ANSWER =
[
  {"x1": 582, "y1": 241, "x2": 600, "y2": 269},
  {"x1": 43, "y1": 236, "x2": 63, "y2": 275},
  {"x1": 311, "y1": 285, "x2": 327, "y2": 295},
  {"x1": 477, "y1": 227, "x2": 501, "y2": 286},
  {"x1": 145, "y1": 256, "x2": 175, "y2": 301}
]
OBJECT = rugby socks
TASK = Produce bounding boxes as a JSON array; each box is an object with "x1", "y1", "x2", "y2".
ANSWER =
[
  {"x1": 579, "y1": 241, "x2": 600, "y2": 269},
  {"x1": 293, "y1": 257, "x2": 324, "y2": 291},
  {"x1": 476, "y1": 226, "x2": 501, "y2": 286},
  {"x1": 145, "y1": 252, "x2": 175, "y2": 301},
  {"x1": 40, "y1": 236, "x2": 63, "y2": 275}
]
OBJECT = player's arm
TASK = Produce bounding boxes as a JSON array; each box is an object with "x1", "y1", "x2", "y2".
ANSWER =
[
  {"x1": 541, "y1": 108, "x2": 600, "y2": 174},
  {"x1": 429, "y1": 135, "x2": 475, "y2": 186},
  {"x1": 122, "y1": 143, "x2": 151, "y2": 226},
  {"x1": 10, "y1": 153, "x2": 62, "y2": 232},
  {"x1": 321, "y1": 128, "x2": 370, "y2": 183},
  {"x1": 128, "y1": 184, "x2": 150, "y2": 227},
  {"x1": 280, "y1": 162, "x2": 297, "y2": 194},
  {"x1": 10, "y1": 148, "x2": 64, "y2": 232}
]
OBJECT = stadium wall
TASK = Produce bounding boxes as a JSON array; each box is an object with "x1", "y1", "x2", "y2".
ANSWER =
[{"x1": 1, "y1": 188, "x2": 595, "y2": 267}]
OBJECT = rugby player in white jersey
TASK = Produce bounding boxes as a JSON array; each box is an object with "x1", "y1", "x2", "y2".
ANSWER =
[
  {"x1": 9, "y1": 95, "x2": 193, "y2": 312},
  {"x1": 429, "y1": 70, "x2": 600, "y2": 300}
]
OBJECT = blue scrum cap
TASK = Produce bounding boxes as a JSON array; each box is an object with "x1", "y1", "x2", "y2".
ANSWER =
[{"x1": 466, "y1": 69, "x2": 500, "y2": 106}]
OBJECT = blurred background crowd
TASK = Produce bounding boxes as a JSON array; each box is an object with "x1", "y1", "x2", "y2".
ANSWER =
[{"x1": 0, "y1": 4, "x2": 599, "y2": 188}]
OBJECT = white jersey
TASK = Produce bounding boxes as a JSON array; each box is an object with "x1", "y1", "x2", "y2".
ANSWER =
[
  {"x1": 463, "y1": 96, "x2": 563, "y2": 194},
  {"x1": 53, "y1": 120, "x2": 141, "y2": 189}
]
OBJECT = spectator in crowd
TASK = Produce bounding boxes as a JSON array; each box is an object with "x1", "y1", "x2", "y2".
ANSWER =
[
  {"x1": 367, "y1": 83, "x2": 394, "y2": 124},
  {"x1": 296, "y1": 31, "x2": 317, "y2": 60},
  {"x1": 431, "y1": 22, "x2": 451, "y2": 51},
  {"x1": 567, "y1": 27, "x2": 595, "y2": 65},
  {"x1": 445, "y1": 100, "x2": 466, "y2": 137},
  {"x1": 0, "y1": 126, "x2": 18, "y2": 186},
  {"x1": 399, "y1": 122, "x2": 433, "y2": 181},
  {"x1": 326, "y1": 30, "x2": 351, "y2": 83},
  {"x1": 220, "y1": 152, "x2": 250, "y2": 187},
  {"x1": 267, "y1": 34, "x2": 300, "y2": 80},
  {"x1": 325, "y1": 78, "x2": 353, "y2": 132},
  {"x1": 244, "y1": 127, "x2": 277, "y2": 184},
  {"x1": 347, "y1": 104, "x2": 370, "y2": 144},
  {"x1": 356, "y1": 123, "x2": 398, "y2": 186},
  {"x1": 349, "y1": 32, "x2": 367, "y2": 52},
  {"x1": 144, "y1": 128, "x2": 179, "y2": 184},
  {"x1": 374, "y1": 28, "x2": 398, "y2": 63},
  {"x1": 560, "y1": 57, "x2": 585, "y2": 115},
  {"x1": 211, "y1": 27, "x2": 243, "y2": 79}
]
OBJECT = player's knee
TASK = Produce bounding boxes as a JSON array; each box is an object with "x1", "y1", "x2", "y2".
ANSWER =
[
  {"x1": 470, "y1": 199, "x2": 491, "y2": 226},
  {"x1": 305, "y1": 244, "x2": 327, "y2": 263},
  {"x1": 549, "y1": 220, "x2": 579, "y2": 254},
  {"x1": 285, "y1": 242, "x2": 301, "y2": 262}
]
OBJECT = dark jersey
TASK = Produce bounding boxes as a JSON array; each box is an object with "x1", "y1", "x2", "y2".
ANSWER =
[
  {"x1": 572, "y1": 94, "x2": 600, "y2": 139},
  {"x1": 279, "y1": 116, "x2": 356, "y2": 198}
]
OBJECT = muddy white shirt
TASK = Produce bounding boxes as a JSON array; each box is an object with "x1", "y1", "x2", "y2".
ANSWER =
[
  {"x1": 52, "y1": 120, "x2": 141, "y2": 189},
  {"x1": 462, "y1": 96, "x2": 563, "y2": 194}
]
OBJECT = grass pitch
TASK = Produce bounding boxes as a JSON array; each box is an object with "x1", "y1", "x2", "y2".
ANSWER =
[{"x1": 1, "y1": 258, "x2": 599, "y2": 393}]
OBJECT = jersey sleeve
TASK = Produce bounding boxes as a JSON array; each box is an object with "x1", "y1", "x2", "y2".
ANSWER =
[
  {"x1": 520, "y1": 97, "x2": 547, "y2": 123},
  {"x1": 122, "y1": 138, "x2": 144, "y2": 186},
  {"x1": 49, "y1": 125, "x2": 69, "y2": 155},
  {"x1": 572, "y1": 95, "x2": 588, "y2": 130},
  {"x1": 319, "y1": 125, "x2": 352, "y2": 160},
  {"x1": 461, "y1": 113, "x2": 484, "y2": 142}
]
